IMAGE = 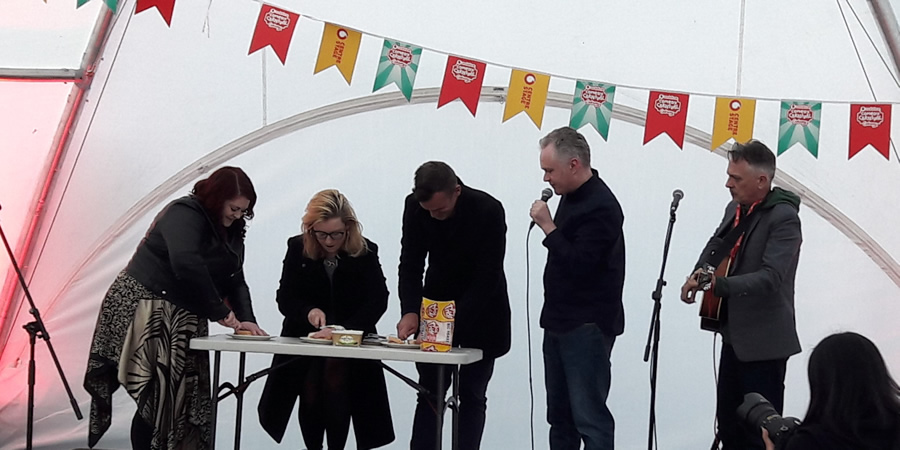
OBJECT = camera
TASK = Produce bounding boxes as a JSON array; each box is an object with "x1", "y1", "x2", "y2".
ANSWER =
[{"x1": 736, "y1": 393, "x2": 801, "y2": 447}]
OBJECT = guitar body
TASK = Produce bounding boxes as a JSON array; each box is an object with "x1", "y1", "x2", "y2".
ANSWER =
[{"x1": 699, "y1": 261, "x2": 728, "y2": 332}]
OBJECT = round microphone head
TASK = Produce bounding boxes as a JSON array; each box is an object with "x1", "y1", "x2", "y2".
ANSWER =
[
  {"x1": 541, "y1": 188, "x2": 553, "y2": 201},
  {"x1": 673, "y1": 189, "x2": 684, "y2": 199}
]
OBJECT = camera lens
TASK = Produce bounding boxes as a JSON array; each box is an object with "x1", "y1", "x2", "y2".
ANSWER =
[
  {"x1": 736, "y1": 393, "x2": 801, "y2": 446},
  {"x1": 737, "y1": 392, "x2": 779, "y2": 426}
]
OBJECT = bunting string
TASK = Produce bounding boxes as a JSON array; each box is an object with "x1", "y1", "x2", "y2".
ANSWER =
[
  {"x1": 92, "y1": 0, "x2": 900, "y2": 159},
  {"x1": 118, "y1": 1, "x2": 900, "y2": 104}
]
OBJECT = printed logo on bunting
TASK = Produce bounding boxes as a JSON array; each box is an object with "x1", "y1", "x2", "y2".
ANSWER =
[
  {"x1": 247, "y1": 4, "x2": 300, "y2": 65},
  {"x1": 711, "y1": 97, "x2": 756, "y2": 150},
  {"x1": 777, "y1": 101, "x2": 821, "y2": 157},
  {"x1": 849, "y1": 104, "x2": 892, "y2": 160},
  {"x1": 503, "y1": 69, "x2": 550, "y2": 129},
  {"x1": 135, "y1": 0, "x2": 176, "y2": 26},
  {"x1": 643, "y1": 91, "x2": 690, "y2": 149},
  {"x1": 437, "y1": 56, "x2": 486, "y2": 117},
  {"x1": 314, "y1": 23, "x2": 362, "y2": 84},
  {"x1": 372, "y1": 40, "x2": 422, "y2": 101},
  {"x1": 570, "y1": 80, "x2": 616, "y2": 140}
]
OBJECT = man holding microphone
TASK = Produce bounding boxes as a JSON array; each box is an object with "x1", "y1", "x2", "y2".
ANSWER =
[{"x1": 530, "y1": 126, "x2": 626, "y2": 450}]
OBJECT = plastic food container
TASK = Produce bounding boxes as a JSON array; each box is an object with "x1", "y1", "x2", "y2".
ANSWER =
[{"x1": 332, "y1": 330, "x2": 363, "y2": 347}]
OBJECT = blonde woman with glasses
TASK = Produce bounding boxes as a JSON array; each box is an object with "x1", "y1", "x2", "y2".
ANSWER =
[{"x1": 258, "y1": 189, "x2": 394, "y2": 450}]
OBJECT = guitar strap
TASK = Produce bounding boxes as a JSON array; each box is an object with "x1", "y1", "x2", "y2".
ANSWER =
[{"x1": 701, "y1": 206, "x2": 759, "y2": 269}]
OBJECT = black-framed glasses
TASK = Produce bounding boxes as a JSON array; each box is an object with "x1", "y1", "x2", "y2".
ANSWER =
[{"x1": 312, "y1": 230, "x2": 346, "y2": 241}]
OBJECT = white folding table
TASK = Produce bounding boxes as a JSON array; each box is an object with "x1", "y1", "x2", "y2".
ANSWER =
[{"x1": 190, "y1": 335, "x2": 483, "y2": 450}]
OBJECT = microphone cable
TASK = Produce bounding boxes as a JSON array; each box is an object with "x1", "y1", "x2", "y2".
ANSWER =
[
  {"x1": 525, "y1": 188, "x2": 551, "y2": 450},
  {"x1": 525, "y1": 225, "x2": 537, "y2": 450}
]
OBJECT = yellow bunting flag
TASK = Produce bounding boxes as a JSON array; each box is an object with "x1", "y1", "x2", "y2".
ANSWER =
[
  {"x1": 711, "y1": 97, "x2": 756, "y2": 150},
  {"x1": 314, "y1": 23, "x2": 362, "y2": 85},
  {"x1": 503, "y1": 69, "x2": 550, "y2": 128}
]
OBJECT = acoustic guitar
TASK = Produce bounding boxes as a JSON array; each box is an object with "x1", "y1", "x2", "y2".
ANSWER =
[{"x1": 697, "y1": 260, "x2": 728, "y2": 332}]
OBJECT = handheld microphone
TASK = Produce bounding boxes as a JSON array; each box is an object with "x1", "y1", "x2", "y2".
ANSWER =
[
  {"x1": 530, "y1": 188, "x2": 554, "y2": 230},
  {"x1": 671, "y1": 189, "x2": 684, "y2": 211},
  {"x1": 540, "y1": 188, "x2": 553, "y2": 202}
]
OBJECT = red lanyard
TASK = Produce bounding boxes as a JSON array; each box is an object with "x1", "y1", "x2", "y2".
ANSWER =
[{"x1": 729, "y1": 200, "x2": 761, "y2": 263}]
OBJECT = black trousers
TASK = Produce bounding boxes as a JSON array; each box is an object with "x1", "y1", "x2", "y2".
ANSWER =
[
  {"x1": 717, "y1": 343, "x2": 788, "y2": 450},
  {"x1": 409, "y1": 358, "x2": 495, "y2": 450},
  {"x1": 131, "y1": 412, "x2": 152, "y2": 450}
]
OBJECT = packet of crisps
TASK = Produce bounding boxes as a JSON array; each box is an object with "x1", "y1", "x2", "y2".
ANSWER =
[{"x1": 419, "y1": 297, "x2": 455, "y2": 352}]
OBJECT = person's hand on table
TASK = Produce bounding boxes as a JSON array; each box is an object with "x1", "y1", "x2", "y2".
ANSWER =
[
  {"x1": 308, "y1": 308, "x2": 326, "y2": 329},
  {"x1": 237, "y1": 321, "x2": 268, "y2": 336},
  {"x1": 309, "y1": 328, "x2": 334, "y2": 339},
  {"x1": 396, "y1": 313, "x2": 418, "y2": 340}
]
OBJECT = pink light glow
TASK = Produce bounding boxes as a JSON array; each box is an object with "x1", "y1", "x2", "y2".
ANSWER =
[{"x1": 0, "y1": 81, "x2": 80, "y2": 360}]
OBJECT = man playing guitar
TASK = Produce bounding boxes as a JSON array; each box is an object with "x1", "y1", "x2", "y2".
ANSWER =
[{"x1": 680, "y1": 140, "x2": 803, "y2": 450}]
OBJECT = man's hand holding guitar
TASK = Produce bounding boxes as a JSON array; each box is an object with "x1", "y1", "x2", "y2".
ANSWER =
[
  {"x1": 682, "y1": 264, "x2": 723, "y2": 332},
  {"x1": 680, "y1": 267, "x2": 711, "y2": 304}
]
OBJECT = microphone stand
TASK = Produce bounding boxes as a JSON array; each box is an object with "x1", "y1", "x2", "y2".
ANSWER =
[
  {"x1": 642, "y1": 200, "x2": 678, "y2": 450},
  {"x1": 0, "y1": 204, "x2": 83, "y2": 450}
]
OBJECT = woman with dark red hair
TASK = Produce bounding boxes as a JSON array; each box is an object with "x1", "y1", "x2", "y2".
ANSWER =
[{"x1": 84, "y1": 166, "x2": 267, "y2": 450}]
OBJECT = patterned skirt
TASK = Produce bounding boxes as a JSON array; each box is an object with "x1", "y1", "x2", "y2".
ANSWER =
[{"x1": 84, "y1": 271, "x2": 211, "y2": 450}]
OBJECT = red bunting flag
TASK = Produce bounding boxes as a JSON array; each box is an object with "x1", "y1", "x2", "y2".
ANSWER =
[
  {"x1": 643, "y1": 91, "x2": 690, "y2": 149},
  {"x1": 437, "y1": 56, "x2": 486, "y2": 117},
  {"x1": 849, "y1": 104, "x2": 892, "y2": 160},
  {"x1": 135, "y1": 0, "x2": 176, "y2": 26},
  {"x1": 248, "y1": 4, "x2": 300, "y2": 65}
]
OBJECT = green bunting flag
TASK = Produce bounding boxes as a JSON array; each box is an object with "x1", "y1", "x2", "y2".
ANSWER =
[
  {"x1": 778, "y1": 101, "x2": 821, "y2": 157},
  {"x1": 570, "y1": 80, "x2": 616, "y2": 140},
  {"x1": 372, "y1": 40, "x2": 422, "y2": 101},
  {"x1": 76, "y1": 0, "x2": 119, "y2": 13}
]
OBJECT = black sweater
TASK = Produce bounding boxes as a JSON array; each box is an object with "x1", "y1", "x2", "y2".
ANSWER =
[{"x1": 541, "y1": 170, "x2": 625, "y2": 336}]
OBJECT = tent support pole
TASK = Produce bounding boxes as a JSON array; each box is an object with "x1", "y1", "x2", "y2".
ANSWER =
[{"x1": 869, "y1": 0, "x2": 900, "y2": 76}]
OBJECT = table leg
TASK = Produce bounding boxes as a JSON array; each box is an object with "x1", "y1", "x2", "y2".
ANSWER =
[
  {"x1": 451, "y1": 364, "x2": 460, "y2": 450},
  {"x1": 234, "y1": 352, "x2": 246, "y2": 450},
  {"x1": 435, "y1": 365, "x2": 445, "y2": 450},
  {"x1": 211, "y1": 350, "x2": 221, "y2": 449}
]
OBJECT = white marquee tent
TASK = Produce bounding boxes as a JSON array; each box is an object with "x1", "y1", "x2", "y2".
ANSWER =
[{"x1": 2, "y1": 0, "x2": 900, "y2": 448}]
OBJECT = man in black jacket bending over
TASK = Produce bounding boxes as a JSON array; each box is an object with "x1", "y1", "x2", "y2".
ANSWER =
[
  {"x1": 397, "y1": 161, "x2": 511, "y2": 450},
  {"x1": 530, "y1": 127, "x2": 626, "y2": 450}
]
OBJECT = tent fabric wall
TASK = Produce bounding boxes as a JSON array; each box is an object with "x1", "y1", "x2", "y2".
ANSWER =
[{"x1": 2, "y1": 1, "x2": 900, "y2": 449}]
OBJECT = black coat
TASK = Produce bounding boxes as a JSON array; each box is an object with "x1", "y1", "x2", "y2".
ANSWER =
[
  {"x1": 124, "y1": 195, "x2": 255, "y2": 322},
  {"x1": 257, "y1": 236, "x2": 394, "y2": 448},
  {"x1": 398, "y1": 183, "x2": 512, "y2": 359}
]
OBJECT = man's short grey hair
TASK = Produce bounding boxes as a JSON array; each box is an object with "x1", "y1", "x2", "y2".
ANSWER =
[
  {"x1": 728, "y1": 140, "x2": 776, "y2": 181},
  {"x1": 539, "y1": 126, "x2": 591, "y2": 167}
]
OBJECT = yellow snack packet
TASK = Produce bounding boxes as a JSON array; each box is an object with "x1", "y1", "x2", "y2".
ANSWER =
[{"x1": 420, "y1": 297, "x2": 455, "y2": 352}]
